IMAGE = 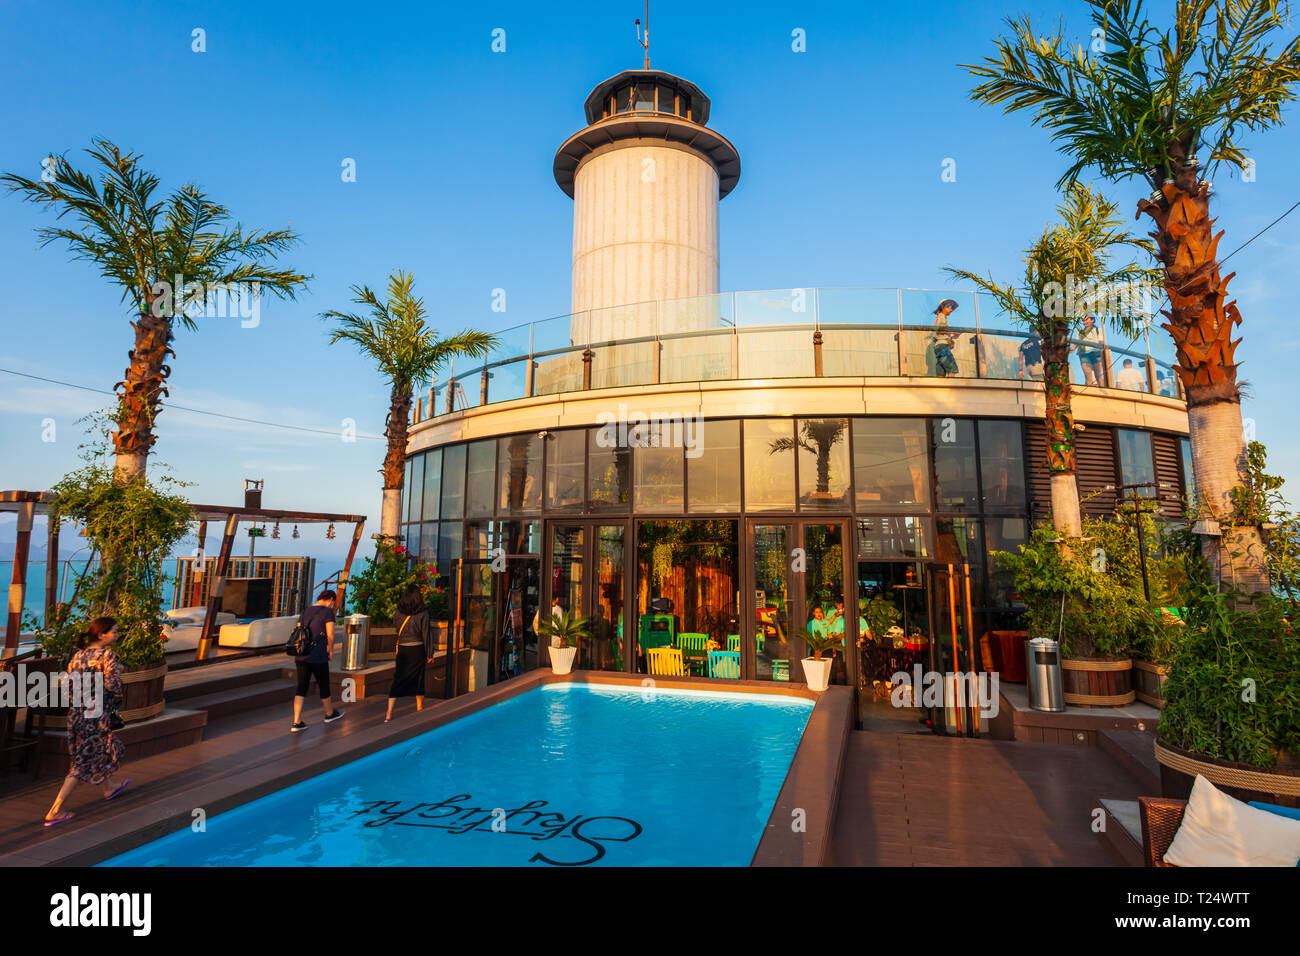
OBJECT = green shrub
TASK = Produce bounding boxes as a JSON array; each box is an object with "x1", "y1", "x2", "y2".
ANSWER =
[{"x1": 347, "y1": 541, "x2": 444, "y2": 623}]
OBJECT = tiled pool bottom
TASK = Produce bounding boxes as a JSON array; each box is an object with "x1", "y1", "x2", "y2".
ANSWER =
[{"x1": 101, "y1": 683, "x2": 814, "y2": 867}]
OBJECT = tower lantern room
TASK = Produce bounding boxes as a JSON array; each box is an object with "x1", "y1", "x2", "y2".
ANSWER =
[{"x1": 554, "y1": 69, "x2": 741, "y2": 342}]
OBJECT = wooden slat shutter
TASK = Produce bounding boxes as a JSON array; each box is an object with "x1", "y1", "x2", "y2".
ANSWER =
[
  {"x1": 1152, "y1": 432, "x2": 1184, "y2": 516},
  {"x1": 1023, "y1": 421, "x2": 1117, "y2": 517}
]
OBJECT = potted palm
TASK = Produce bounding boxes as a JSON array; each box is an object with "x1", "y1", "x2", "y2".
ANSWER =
[
  {"x1": 536, "y1": 610, "x2": 588, "y2": 676},
  {"x1": 799, "y1": 628, "x2": 839, "y2": 692}
]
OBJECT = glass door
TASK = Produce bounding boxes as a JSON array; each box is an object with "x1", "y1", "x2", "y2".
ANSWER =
[
  {"x1": 545, "y1": 521, "x2": 629, "y2": 672},
  {"x1": 926, "y1": 563, "x2": 980, "y2": 736},
  {"x1": 749, "y1": 523, "x2": 793, "y2": 681}
]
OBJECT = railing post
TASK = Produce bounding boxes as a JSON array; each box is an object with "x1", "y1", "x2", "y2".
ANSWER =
[
  {"x1": 730, "y1": 324, "x2": 739, "y2": 378},
  {"x1": 896, "y1": 288, "x2": 906, "y2": 376},
  {"x1": 480, "y1": 366, "x2": 490, "y2": 405},
  {"x1": 526, "y1": 322, "x2": 536, "y2": 397},
  {"x1": 813, "y1": 327, "x2": 824, "y2": 376},
  {"x1": 654, "y1": 335, "x2": 662, "y2": 384},
  {"x1": 582, "y1": 348, "x2": 593, "y2": 390}
]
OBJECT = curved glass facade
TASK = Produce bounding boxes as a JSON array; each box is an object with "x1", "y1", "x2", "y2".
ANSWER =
[{"x1": 404, "y1": 415, "x2": 1189, "y2": 720}]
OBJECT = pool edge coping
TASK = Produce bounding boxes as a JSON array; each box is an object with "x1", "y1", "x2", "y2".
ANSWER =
[{"x1": 6, "y1": 671, "x2": 845, "y2": 867}]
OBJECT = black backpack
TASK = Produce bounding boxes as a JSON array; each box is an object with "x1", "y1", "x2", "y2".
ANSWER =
[{"x1": 286, "y1": 619, "x2": 314, "y2": 657}]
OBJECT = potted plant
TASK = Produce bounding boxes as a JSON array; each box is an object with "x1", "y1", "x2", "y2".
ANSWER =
[
  {"x1": 799, "y1": 628, "x2": 839, "y2": 692},
  {"x1": 536, "y1": 610, "x2": 588, "y2": 675},
  {"x1": 1130, "y1": 606, "x2": 1184, "y2": 708},
  {"x1": 347, "y1": 541, "x2": 445, "y2": 654},
  {"x1": 41, "y1": 448, "x2": 192, "y2": 724}
]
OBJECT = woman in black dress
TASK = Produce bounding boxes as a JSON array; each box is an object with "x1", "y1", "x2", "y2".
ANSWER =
[{"x1": 385, "y1": 585, "x2": 429, "y2": 722}]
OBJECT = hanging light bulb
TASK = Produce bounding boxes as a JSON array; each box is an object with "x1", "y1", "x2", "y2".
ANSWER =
[
  {"x1": 272, "y1": 522, "x2": 280, "y2": 540},
  {"x1": 292, "y1": 524, "x2": 300, "y2": 539},
  {"x1": 326, "y1": 523, "x2": 336, "y2": 540}
]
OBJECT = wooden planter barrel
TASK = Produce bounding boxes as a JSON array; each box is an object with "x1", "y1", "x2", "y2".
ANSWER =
[
  {"x1": 1155, "y1": 736, "x2": 1300, "y2": 809},
  {"x1": 368, "y1": 625, "x2": 397, "y2": 656},
  {"x1": 1061, "y1": 656, "x2": 1134, "y2": 706},
  {"x1": 119, "y1": 663, "x2": 167, "y2": 722},
  {"x1": 1132, "y1": 658, "x2": 1169, "y2": 709}
]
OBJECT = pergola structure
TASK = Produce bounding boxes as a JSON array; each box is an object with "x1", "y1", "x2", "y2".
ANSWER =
[{"x1": 1, "y1": 490, "x2": 366, "y2": 663}]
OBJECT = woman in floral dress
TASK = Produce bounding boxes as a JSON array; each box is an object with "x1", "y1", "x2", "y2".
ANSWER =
[{"x1": 43, "y1": 617, "x2": 130, "y2": 826}]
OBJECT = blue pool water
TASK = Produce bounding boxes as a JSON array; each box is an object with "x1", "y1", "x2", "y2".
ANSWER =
[{"x1": 101, "y1": 683, "x2": 813, "y2": 867}]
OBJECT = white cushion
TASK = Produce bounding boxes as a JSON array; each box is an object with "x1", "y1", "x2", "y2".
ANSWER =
[{"x1": 1164, "y1": 774, "x2": 1300, "y2": 867}]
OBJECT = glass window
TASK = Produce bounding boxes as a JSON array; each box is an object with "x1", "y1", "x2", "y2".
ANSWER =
[
  {"x1": 853, "y1": 418, "x2": 930, "y2": 511},
  {"x1": 986, "y1": 516, "x2": 1027, "y2": 616},
  {"x1": 440, "y1": 444, "x2": 466, "y2": 520},
  {"x1": 498, "y1": 519, "x2": 540, "y2": 555},
  {"x1": 546, "y1": 430, "x2": 586, "y2": 511},
  {"x1": 465, "y1": 440, "x2": 496, "y2": 518},
  {"x1": 657, "y1": 85, "x2": 675, "y2": 113},
  {"x1": 854, "y1": 516, "x2": 930, "y2": 560},
  {"x1": 1117, "y1": 429, "x2": 1156, "y2": 497},
  {"x1": 422, "y1": 448, "x2": 442, "y2": 521},
  {"x1": 634, "y1": 442, "x2": 684, "y2": 512},
  {"x1": 978, "y1": 420, "x2": 1026, "y2": 511},
  {"x1": 796, "y1": 418, "x2": 851, "y2": 511},
  {"x1": 419, "y1": 521, "x2": 438, "y2": 564},
  {"x1": 464, "y1": 520, "x2": 496, "y2": 559},
  {"x1": 633, "y1": 83, "x2": 654, "y2": 111},
  {"x1": 404, "y1": 522, "x2": 420, "y2": 559},
  {"x1": 497, "y1": 434, "x2": 541, "y2": 514},
  {"x1": 688, "y1": 419, "x2": 741, "y2": 513},
  {"x1": 615, "y1": 86, "x2": 631, "y2": 113},
  {"x1": 932, "y1": 418, "x2": 979, "y2": 512},
  {"x1": 677, "y1": 92, "x2": 691, "y2": 118},
  {"x1": 935, "y1": 516, "x2": 985, "y2": 607},
  {"x1": 1180, "y1": 437, "x2": 1196, "y2": 510},
  {"x1": 438, "y1": 520, "x2": 462, "y2": 577},
  {"x1": 409, "y1": 454, "x2": 425, "y2": 522},
  {"x1": 588, "y1": 427, "x2": 631, "y2": 512},
  {"x1": 403, "y1": 458, "x2": 414, "y2": 522},
  {"x1": 744, "y1": 419, "x2": 796, "y2": 511}
]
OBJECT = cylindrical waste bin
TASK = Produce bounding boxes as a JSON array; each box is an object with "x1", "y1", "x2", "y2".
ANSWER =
[
  {"x1": 344, "y1": 614, "x2": 369, "y2": 671},
  {"x1": 1026, "y1": 637, "x2": 1065, "y2": 712}
]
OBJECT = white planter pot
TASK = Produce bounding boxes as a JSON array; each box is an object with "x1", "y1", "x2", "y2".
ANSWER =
[
  {"x1": 550, "y1": 645, "x2": 577, "y2": 675},
  {"x1": 801, "y1": 657, "x2": 832, "y2": 692}
]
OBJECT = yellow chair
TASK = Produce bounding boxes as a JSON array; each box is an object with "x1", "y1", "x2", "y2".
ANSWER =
[{"x1": 647, "y1": 646, "x2": 686, "y2": 676}]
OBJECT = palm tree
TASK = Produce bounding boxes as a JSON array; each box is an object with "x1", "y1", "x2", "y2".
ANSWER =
[
  {"x1": 965, "y1": 0, "x2": 1300, "y2": 590},
  {"x1": 770, "y1": 419, "x2": 847, "y2": 498},
  {"x1": 948, "y1": 184, "x2": 1159, "y2": 536},
  {"x1": 3, "y1": 140, "x2": 310, "y2": 482},
  {"x1": 322, "y1": 271, "x2": 497, "y2": 542}
]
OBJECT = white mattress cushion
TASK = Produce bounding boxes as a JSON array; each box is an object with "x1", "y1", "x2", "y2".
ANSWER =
[{"x1": 1164, "y1": 774, "x2": 1300, "y2": 867}]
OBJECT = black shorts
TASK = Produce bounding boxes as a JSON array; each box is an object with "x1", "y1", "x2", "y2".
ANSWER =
[{"x1": 295, "y1": 660, "x2": 331, "y2": 698}]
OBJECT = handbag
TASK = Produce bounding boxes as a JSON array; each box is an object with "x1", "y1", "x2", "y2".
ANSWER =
[{"x1": 105, "y1": 692, "x2": 125, "y2": 730}]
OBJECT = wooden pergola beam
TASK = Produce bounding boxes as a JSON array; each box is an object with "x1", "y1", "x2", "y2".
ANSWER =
[
  {"x1": 4, "y1": 501, "x2": 36, "y2": 652},
  {"x1": 195, "y1": 514, "x2": 240, "y2": 661}
]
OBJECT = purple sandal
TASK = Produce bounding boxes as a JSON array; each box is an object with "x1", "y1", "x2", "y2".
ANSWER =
[
  {"x1": 43, "y1": 811, "x2": 75, "y2": 827},
  {"x1": 104, "y1": 779, "x2": 132, "y2": 801}
]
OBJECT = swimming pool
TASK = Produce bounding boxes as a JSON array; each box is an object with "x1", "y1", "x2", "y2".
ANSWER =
[{"x1": 102, "y1": 682, "x2": 814, "y2": 867}]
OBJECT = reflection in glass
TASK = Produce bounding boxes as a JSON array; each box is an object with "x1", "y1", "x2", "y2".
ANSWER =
[
  {"x1": 635, "y1": 520, "x2": 738, "y2": 675},
  {"x1": 587, "y1": 526, "x2": 625, "y2": 671},
  {"x1": 407, "y1": 454, "x2": 424, "y2": 522},
  {"x1": 545, "y1": 429, "x2": 585, "y2": 511},
  {"x1": 932, "y1": 418, "x2": 978, "y2": 512},
  {"x1": 422, "y1": 448, "x2": 442, "y2": 521},
  {"x1": 549, "y1": 525, "x2": 584, "y2": 667},
  {"x1": 465, "y1": 440, "x2": 496, "y2": 518},
  {"x1": 440, "y1": 444, "x2": 466, "y2": 520},
  {"x1": 803, "y1": 524, "x2": 847, "y2": 684},
  {"x1": 853, "y1": 418, "x2": 930, "y2": 511},
  {"x1": 935, "y1": 517, "x2": 985, "y2": 608},
  {"x1": 789, "y1": 419, "x2": 850, "y2": 511},
  {"x1": 978, "y1": 420, "x2": 1026, "y2": 511},
  {"x1": 437, "y1": 521, "x2": 462, "y2": 578},
  {"x1": 1180, "y1": 438, "x2": 1196, "y2": 509},
  {"x1": 752, "y1": 525, "x2": 791, "y2": 681},
  {"x1": 744, "y1": 419, "x2": 795, "y2": 510},
  {"x1": 855, "y1": 516, "x2": 930, "y2": 559},
  {"x1": 419, "y1": 522, "x2": 438, "y2": 564},
  {"x1": 497, "y1": 434, "x2": 541, "y2": 513},
  {"x1": 498, "y1": 520, "x2": 540, "y2": 555},
  {"x1": 633, "y1": 444, "x2": 684, "y2": 512},
  {"x1": 1117, "y1": 429, "x2": 1156, "y2": 496},
  {"x1": 587, "y1": 428, "x2": 631, "y2": 512},
  {"x1": 687, "y1": 419, "x2": 740, "y2": 512}
]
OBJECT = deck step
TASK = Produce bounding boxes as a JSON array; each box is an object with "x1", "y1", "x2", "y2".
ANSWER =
[
  {"x1": 1094, "y1": 797, "x2": 1143, "y2": 867},
  {"x1": 165, "y1": 660, "x2": 288, "y2": 703},
  {"x1": 177, "y1": 678, "x2": 298, "y2": 722},
  {"x1": 1098, "y1": 729, "x2": 1161, "y2": 794}
]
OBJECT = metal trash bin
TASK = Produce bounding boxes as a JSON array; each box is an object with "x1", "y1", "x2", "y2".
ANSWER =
[
  {"x1": 343, "y1": 614, "x2": 369, "y2": 671},
  {"x1": 1026, "y1": 637, "x2": 1065, "y2": 712}
]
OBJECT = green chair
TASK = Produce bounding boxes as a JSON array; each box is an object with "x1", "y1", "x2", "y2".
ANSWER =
[
  {"x1": 771, "y1": 659, "x2": 790, "y2": 682},
  {"x1": 726, "y1": 634, "x2": 740, "y2": 652},
  {"x1": 677, "y1": 632, "x2": 709, "y2": 675},
  {"x1": 708, "y1": 649, "x2": 741, "y2": 679},
  {"x1": 754, "y1": 628, "x2": 766, "y2": 655}
]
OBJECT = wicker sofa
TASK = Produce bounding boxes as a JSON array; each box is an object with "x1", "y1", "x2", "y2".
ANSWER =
[{"x1": 1137, "y1": 796, "x2": 1187, "y2": 867}]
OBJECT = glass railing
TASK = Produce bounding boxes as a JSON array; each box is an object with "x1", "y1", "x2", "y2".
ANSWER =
[{"x1": 416, "y1": 288, "x2": 1184, "y2": 420}]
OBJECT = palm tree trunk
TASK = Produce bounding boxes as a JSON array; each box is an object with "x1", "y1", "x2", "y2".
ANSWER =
[
  {"x1": 112, "y1": 309, "x2": 174, "y2": 483},
  {"x1": 381, "y1": 383, "x2": 412, "y2": 544},
  {"x1": 1137, "y1": 158, "x2": 1268, "y2": 593},
  {"x1": 1043, "y1": 323, "x2": 1081, "y2": 537}
]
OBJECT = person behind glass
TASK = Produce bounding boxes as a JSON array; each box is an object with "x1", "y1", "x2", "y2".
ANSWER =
[
  {"x1": 291, "y1": 590, "x2": 344, "y2": 733},
  {"x1": 1018, "y1": 333, "x2": 1044, "y2": 380},
  {"x1": 807, "y1": 605, "x2": 828, "y2": 639},
  {"x1": 386, "y1": 584, "x2": 428, "y2": 722},
  {"x1": 44, "y1": 617, "x2": 130, "y2": 826},
  {"x1": 1115, "y1": 358, "x2": 1146, "y2": 390},
  {"x1": 931, "y1": 299, "x2": 960, "y2": 377},
  {"x1": 1074, "y1": 314, "x2": 1106, "y2": 386}
]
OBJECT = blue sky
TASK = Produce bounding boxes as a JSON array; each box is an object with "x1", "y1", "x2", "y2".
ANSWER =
[{"x1": 2, "y1": 0, "x2": 1298, "y2": 565}]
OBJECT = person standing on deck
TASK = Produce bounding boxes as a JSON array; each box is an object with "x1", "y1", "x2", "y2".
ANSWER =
[
  {"x1": 43, "y1": 617, "x2": 130, "y2": 826},
  {"x1": 386, "y1": 585, "x2": 429, "y2": 722},
  {"x1": 931, "y1": 299, "x2": 960, "y2": 377},
  {"x1": 290, "y1": 590, "x2": 344, "y2": 733}
]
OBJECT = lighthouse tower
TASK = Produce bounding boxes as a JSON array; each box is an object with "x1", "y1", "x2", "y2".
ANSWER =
[{"x1": 553, "y1": 69, "x2": 740, "y2": 342}]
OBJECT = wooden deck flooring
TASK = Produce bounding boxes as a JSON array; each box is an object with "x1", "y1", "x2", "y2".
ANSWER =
[{"x1": 829, "y1": 731, "x2": 1143, "y2": 866}]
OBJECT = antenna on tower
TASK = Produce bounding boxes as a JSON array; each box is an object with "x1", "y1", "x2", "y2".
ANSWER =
[{"x1": 635, "y1": 1, "x2": 649, "y2": 70}]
